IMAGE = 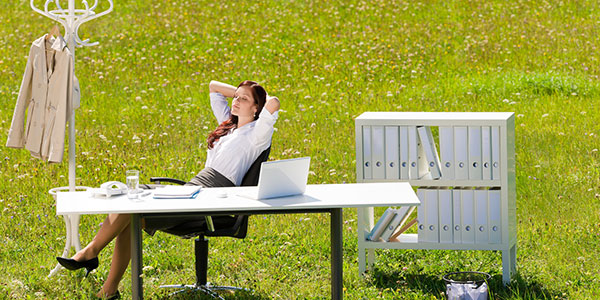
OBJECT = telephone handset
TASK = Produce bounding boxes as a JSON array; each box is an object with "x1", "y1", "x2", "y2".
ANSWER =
[
  {"x1": 91, "y1": 181, "x2": 128, "y2": 197},
  {"x1": 101, "y1": 181, "x2": 128, "y2": 191}
]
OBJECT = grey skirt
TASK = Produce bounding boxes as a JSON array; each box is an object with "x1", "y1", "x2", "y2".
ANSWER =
[{"x1": 143, "y1": 167, "x2": 235, "y2": 236}]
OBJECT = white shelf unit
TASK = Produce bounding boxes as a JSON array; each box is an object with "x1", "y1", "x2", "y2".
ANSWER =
[{"x1": 355, "y1": 112, "x2": 516, "y2": 285}]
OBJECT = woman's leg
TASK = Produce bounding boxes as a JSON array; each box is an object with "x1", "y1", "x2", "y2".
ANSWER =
[
  {"x1": 73, "y1": 213, "x2": 131, "y2": 261},
  {"x1": 97, "y1": 221, "x2": 131, "y2": 297}
]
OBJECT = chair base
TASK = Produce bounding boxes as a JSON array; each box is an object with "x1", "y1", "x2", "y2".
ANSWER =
[{"x1": 160, "y1": 282, "x2": 250, "y2": 299}]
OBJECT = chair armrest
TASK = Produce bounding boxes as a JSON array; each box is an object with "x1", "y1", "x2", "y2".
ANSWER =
[{"x1": 149, "y1": 177, "x2": 186, "y2": 185}]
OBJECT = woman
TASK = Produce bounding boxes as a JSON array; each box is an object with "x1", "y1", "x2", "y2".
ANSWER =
[{"x1": 56, "y1": 80, "x2": 280, "y2": 299}]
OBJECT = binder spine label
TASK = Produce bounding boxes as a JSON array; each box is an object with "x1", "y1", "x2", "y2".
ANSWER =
[
  {"x1": 454, "y1": 127, "x2": 468, "y2": 180},
  {"x1": 468, "y1": 126, "x2": 482, "y2": 180},
  {"x1": 491, "y1": 126, "x2": 501, "y2": 180},
  {"x1": 385, "y1": 126, "x2": 399, "y2": 180},
  {"x1": 371, "y1": 126, "x2": 385, "y2": 179},
  {"x1": 439, "y1": 126, "x2": 455, "y2": 180},
  {"x1": 362, "y1": 126, "x2": 372, "y2": 180},
  {"x1": 417, "y1": 189, "x2": 426, "y2": 243}
]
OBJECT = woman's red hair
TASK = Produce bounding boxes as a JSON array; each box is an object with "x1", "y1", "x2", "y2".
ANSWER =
[{"x1": 207, "y1": 80, "x2": 267, "y2": 149}]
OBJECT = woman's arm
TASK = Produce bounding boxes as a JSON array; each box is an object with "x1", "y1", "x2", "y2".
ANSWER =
[
  {"x1": 209, "y1": 80, "x2": 236, "y2": 98},
  {"x1": 209, "y1": 81, "x2": 233, "y2": 124},
  {"x1": 264, "y1": 96, "x2": 280, "y2": 114},
  {"x1": 250, "y1": 96, "x2": 279, "y2": 148}
]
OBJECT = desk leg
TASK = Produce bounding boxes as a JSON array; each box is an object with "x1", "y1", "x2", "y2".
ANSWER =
[
  {"x1": 131, "y1": 214, "x2": 143, "y2": 300},
  {"x1": 331, "y1": 208, "x2": 343, "y2": 300}
]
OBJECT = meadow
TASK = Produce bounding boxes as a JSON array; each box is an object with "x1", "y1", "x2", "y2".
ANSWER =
[{"x1": 1, "y1": 0, "x2": 599, "y2": 299}]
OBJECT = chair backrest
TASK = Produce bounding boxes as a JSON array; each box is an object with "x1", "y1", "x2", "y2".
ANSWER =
[
  {"x1": 240, "y1": 146, "x2": 271, "y2": 186},
  {"x1": 207, "y1": 147, "x2": 270, "y2": 239}
]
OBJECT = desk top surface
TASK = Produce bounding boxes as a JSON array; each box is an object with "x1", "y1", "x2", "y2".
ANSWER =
[{"x1": 56, "y1": 182, "x2": 419, "y2": 215}]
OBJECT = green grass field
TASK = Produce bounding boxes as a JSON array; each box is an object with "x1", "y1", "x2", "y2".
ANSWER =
[{"x1": 1, "y1": 0, "x2": 599, "y2": 299}]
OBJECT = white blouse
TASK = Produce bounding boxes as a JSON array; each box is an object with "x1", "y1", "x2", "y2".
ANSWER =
[{"x1": 205, "y1": 92, "x2": 279, "y2": 185}]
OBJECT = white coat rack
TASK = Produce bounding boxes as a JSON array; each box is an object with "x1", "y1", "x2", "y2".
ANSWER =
[{"x1": 30, "y1": 0, "x2": 114, "y2": 277}]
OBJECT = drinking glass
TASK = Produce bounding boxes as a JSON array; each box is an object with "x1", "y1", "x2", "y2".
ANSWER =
[{"x1": 126, "y1": 170, "x2": 140, "y2": 200}]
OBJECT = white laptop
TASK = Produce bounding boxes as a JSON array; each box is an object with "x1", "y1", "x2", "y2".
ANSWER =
[{"x1": 238, "y1": 157, "x2": 310, "y2": 200}]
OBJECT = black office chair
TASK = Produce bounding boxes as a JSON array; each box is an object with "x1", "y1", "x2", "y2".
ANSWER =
[{"x1": 146, "y1": 147, "x2": 270, "y2": 299}]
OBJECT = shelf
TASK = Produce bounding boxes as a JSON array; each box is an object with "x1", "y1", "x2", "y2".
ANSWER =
[
  {"x1": 360, "y1": 179, "x2": 502, "y2": 188},
  {"x1": 355, "y1": 112, "x2": 514, "y2": 126},
  {"x1": 355, "y1": 112, "x2": 517, "y2": 285},
  {"x1": 361, "y1": 234, "x2": 512, "y2": 251}
]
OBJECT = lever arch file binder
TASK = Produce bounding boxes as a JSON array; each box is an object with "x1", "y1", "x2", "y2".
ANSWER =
[
  {"x1": 475, "y1": 188, "x2": 489, "y2": 243},
  {"x1": 439, "y1": 126, "x2": 455, "y2": 180},
  {"x1": 399, "y1": 126, "x2": 409, "y2": 180},
  {"x1": 417, "y1": 131, "x2": 429, "y2": 179},
  {"x1": 454, "y1": 126, "x2": 468, "y2": 180},
  {"x1": 491, "y1": 126, "x2": 501, "y2": 180},
  {"x1": 481, "y1": 126, "x2": 492, "y2": 180},
  {"x1": 381, "y1": 206, "x2": 415, "y2": 241},
  {"x1": 385, "y1": 126, "x2": 399, "y2": 179},
  {"x1": 396, "y1": 205, "x2": 416, "y2": 231},
  {"x1": 461, "y1": 189, "x2": 475, "y2": 244},
  {"x1": 468, "y1": 126, "x2": 482, "y2": 180},
  {"x1": 439, "y1": 188, "x2": 453, "y2": 243},
  {"x1": 372, "y1": 126, "x2": 385, "y2": 179},
  {"x1": 418, "y1": 126, "x2": 442, "y2": 179},
  {"x1": 380, "y1": 211, "x2": 402, "y2": 242},
  {"x1": 417, "y1": 189, "x2": 426, "y2": 242},
  {"x1": 367, "y1": 208, "x2": 395, "y2": 241},
  {"x1": 362, "y1": 126, "x2": 372, "y2": 179},
  {"x1": 488, "y1": 188, "x2": 502, "y2": 244},
  {"x1": 425, "y1": 188, "x2": 440, "y2": 243},
  {"x1": 408, "y1": 126, "x2": 420, "y2": 180},
  {"x1": 452, "y1": 189, "x2": 462, "y2": 243}
]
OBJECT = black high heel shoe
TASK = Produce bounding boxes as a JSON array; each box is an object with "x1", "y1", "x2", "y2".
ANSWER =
[{"x1": 56, "y1": 256, "x2": 99, "y2": 277}]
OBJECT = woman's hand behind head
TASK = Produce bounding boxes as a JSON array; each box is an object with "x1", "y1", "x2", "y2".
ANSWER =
[{"x1": 264, "y1": 96, "x2": 280, "y2": 114}]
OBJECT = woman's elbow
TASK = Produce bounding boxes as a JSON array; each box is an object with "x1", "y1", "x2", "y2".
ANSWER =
[{"x1": 209, "y1": 80, "x2": 219, "y2": 93}]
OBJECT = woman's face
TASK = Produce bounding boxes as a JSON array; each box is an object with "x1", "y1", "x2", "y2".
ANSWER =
[{"x1": 231, "y1": 86, "x2": 257, "y2": 118}]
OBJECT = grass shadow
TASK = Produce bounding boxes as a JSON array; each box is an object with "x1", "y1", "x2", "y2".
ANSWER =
[
  {"x1": 367, "y1": 268, "x2": 565, "y2": 299},
  {"x1": 155, "y1": 286, "x2": 271, "y2": 300}
]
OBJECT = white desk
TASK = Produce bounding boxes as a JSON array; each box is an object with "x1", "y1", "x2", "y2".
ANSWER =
[{"x1": 57, "y1": 182, "x2": 420, "y2": 299}]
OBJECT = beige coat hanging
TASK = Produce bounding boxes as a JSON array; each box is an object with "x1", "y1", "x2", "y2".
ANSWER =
[{"x1": 6, "y1": 34, "x2": 80, "y2": 163}]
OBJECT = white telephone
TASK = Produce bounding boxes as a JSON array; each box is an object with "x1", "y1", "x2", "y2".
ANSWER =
[{"x1": 91, "y1": 181, "x2": 128, "y2": 197}]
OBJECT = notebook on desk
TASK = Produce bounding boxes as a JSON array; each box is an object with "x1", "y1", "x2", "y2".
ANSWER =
[
  {"x1": 153, "y1": 186, "x2": 201, "y2": 199},
  {"x1": 238, "y1": 157, "x2": 310, "y2": 200}
]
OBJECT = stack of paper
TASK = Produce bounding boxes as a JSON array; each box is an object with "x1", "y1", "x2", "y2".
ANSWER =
[{"x1": 153, "y1": 186, "x2": 201, "y2": 199}]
